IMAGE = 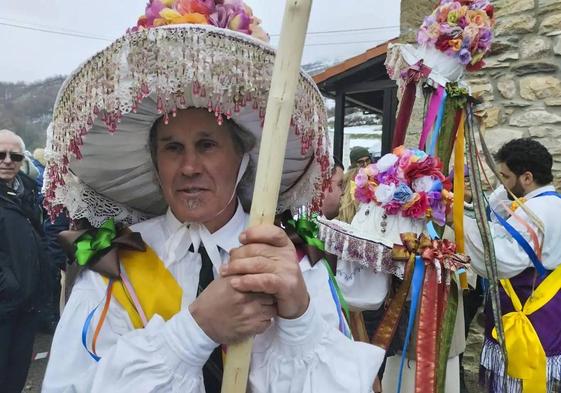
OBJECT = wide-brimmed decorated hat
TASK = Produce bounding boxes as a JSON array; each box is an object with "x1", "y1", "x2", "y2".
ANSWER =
[{"x1": 44, "y1": 0, "x2": 331, "y2": 227}]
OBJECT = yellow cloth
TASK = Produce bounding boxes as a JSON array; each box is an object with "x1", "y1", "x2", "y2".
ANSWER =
[
  {"x1": 337, "y1": 167, "x2": 360, "y2": 224},
  {"x1": 492, "y1": 264, "x2": 561, "y2": 393},
  {"x1": 102, "y1": 246, "x2": 183, "y2": 329}
]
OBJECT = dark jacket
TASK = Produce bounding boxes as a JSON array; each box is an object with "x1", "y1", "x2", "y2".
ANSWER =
[{"x1": 0, "y1": 173, "x2": 47, "y2": 315}]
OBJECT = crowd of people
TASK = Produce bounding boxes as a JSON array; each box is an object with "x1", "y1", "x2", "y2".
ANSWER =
[{"x1": 1, "y1": 1, "x2": 560, "y2": 392}]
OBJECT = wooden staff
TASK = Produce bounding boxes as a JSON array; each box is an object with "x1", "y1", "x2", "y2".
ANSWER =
[{"x1": 220, "y1": 1, "x2": 313, "y2": 392}]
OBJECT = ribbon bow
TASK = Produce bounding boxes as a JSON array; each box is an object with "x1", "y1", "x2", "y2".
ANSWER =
[
  {"x1": 421, "y1": 239, "x2": 471, "y2": 273},
  {"x1": 400, "y1": 60, "x2": 432, "y2": 85},
  {"x1": 280, "y1": 211, "x2": 337, "y2": 270},
  {"x1": 392, "y1": 232, "x2": 433, "y2": 263},
  {"x1": 59, "y1": 219, "x2": 146, "y2": 278}
]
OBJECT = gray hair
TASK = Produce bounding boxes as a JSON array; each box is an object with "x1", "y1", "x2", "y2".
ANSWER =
[
  {"x1": 0, "y1": 129, "x2": 26, "y2": 152},
  {"x1": 148, "y1": 113, "x2": 257, "y2": 211}
]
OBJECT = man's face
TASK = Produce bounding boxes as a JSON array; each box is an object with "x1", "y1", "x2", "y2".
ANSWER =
[
  {"x1": 498, "y1": 162, "x2": 526, "y2": 199},
  {"x1": 155, "y1": 109, "x2": 243, "y2": 230},
  {"x1": 355, "y1": 156, "x2": 371, "y2": 168},
  {"x1": 0, "y1": 134, "x2": 23, "y2": 183},
  {"x1": 322, "y1": 167, "x2": 344, "y2": 219}
]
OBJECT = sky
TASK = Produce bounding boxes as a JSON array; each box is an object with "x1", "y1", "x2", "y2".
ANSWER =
[{"x1": 0, "y1": 0, "x2": 401, "y2": 83}]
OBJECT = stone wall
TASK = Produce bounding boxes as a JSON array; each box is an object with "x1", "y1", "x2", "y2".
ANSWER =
[
  {"x1": 400, "y1": 0, "x2": 439, "y2": 43},
  {"x1": 468, "y1": 0, "x2": 561, "y2": 188}
]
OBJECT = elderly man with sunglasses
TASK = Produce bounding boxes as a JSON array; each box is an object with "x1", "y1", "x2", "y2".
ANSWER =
[{"x1": 0, "y1": 129, "x2": 47, "y2": 392}]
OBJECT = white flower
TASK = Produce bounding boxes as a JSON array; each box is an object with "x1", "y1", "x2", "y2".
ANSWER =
[
  {"x1": 376, "y1": 153, "x2": 399, "y2": 172},
  {"x1": 375, "y1": 183, "x2": 397, "y2": 205},
  {"x1": 412, "y1": 175, "x2": 434, "y2": 192}
]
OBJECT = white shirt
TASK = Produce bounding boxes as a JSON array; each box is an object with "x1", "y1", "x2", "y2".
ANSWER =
[
  {"x1": 43, "y1": 204, "x2": 385, "y2": 392},
  {"x1": 464, "y1": 185, "x2": 561, "y2": 279}
]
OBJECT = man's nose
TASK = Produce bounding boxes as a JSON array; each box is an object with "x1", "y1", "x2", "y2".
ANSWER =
[{"x1": 180, "y1": 152, "x2": 202, "y2": 176}]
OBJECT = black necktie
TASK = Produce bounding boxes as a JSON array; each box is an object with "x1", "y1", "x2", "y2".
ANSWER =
[{"x1": 197, "y1": 246, "x2": 223, "y2": 392}]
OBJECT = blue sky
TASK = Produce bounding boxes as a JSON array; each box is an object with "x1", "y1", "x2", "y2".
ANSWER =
[{"x1": 0, "y1": 0, "x2": 400, "y2": 82}]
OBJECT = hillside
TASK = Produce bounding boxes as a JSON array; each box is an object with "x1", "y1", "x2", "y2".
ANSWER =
[{"x1": 0, "y1": 76, "x2": 65, "y2": 150}]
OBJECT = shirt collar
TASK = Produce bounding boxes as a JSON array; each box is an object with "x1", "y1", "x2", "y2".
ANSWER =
[
  {"x1": 163, "y1": 201, "x2": 248, "y2": 251},
  {"x1": 525, "y1": 184, "x2": 556, "y2": 199}
]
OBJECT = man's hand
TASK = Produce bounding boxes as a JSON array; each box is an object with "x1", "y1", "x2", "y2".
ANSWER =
[
  {"x1": 189, "y1": 277, "x2": 277, "y2": 344},
  {"x1": 221, "y1": 224, "x2": 310, "y2": 320}
]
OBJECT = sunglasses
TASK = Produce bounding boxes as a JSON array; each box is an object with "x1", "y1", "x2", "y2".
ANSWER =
[
  {"x1": 356, "y1": 157, "x2": 371, "y2": 166},
  {"x1": 0, "y1": 151, "x2": 25, "y2": 162}
]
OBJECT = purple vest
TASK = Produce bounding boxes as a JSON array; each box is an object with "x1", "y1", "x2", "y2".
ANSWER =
[{"x1": 485, "y1": 268, "x2": 561, "y2": 357}]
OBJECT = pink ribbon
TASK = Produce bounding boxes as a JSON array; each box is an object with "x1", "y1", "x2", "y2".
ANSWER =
[{"x1": 419, "y1": 86, "x2": 446, "y2": 151}]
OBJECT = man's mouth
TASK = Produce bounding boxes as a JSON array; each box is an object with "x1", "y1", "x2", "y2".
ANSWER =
[{"x1": 178, "y1": 187, "x2": 208, "y2": 195}]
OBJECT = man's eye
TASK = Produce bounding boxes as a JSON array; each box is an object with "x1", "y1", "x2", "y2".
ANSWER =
[
  {"x1": 198, "y1": 139, "x2": 217, "y2": 151},
  {"x1": 164, "y1": 143, "x2": 183, "y2": 153}
]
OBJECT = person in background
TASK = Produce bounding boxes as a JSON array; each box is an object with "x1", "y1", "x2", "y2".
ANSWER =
[
  {"x1": 464, "y1": 138, "x2": 561, "y2": 392},
  {"x1": 321, "y1": 157, "x2": 345, "y2": 220},
  {"x1": 337, "y1": 147, "x2": 372, "y2": 224},
  {"x1": 349, "y1": 146, "x2": 371, "y2": 169},
  {"x1": 0, "y1": 129, "x2": 47, "y2": 392}
]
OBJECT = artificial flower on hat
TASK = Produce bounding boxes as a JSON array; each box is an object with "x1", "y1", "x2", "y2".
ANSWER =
[
  {"x1": 134, "y1": 0, "x2": 269, "y2": 42},
  {"x1": 353, "y1": 146, "x2": 452, "y2": 225},
  {"x1": 417, "y1": 0, "x2": 495, "y2": 72}
]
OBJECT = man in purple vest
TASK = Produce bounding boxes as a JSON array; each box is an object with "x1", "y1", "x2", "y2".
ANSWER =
[{"x1": 464, "y1": 138, "x2": 561, "y2": 392}]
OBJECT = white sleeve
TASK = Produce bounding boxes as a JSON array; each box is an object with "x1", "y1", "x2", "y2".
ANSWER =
[
  {"x1": 42, "y1": 272, "x2": 217, "y2": 393},
  {"x1": 487, "y1": 185, "x2": 509, "y2": 219},
  {"x1": 464, "y1": 213, "x2": 536, "y2": 279},
  {"x1": 249, "y1": 260, "x2": 385, "y2": 393}
]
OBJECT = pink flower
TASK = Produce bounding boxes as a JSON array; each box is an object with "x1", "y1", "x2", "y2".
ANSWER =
[
  {"x1": 144, "y1": 0, "x2": 167, "y2": 26},
  {"x1": 384, "y1": 200, "x2": 402, "y2": 215},
  {"x1": 354, "y1": 169, "x2": 369, "y2": 188},
  {"x1": 364, "y1": 163, "x2": 379, "y2": 178},
  {"x1": 176, "y1": 0, "x2": 215, "y2": 14},
  {"x1": 354, "y1": 184, "x2": 375, "y2": 204},
  {"x1": 403, "y1": 192, "x2": 430, "y2": 219},
  {"x1": 209, "y1": 0, "x2": 250, "y2": 33}
]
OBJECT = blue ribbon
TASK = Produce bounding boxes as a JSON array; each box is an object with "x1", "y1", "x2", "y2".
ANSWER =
[
  {"x1": 81, "y1": 279, "x2": 113, "y2": 362},
  {"x1": 82, "y1": 305, "x2": 101, "y2": 362},
  {"x1": 396, "y1": 256, "x2": 426, "y2": 393},
  {"x1": 427, "y1": 221, "x2": 440, "y2": 240},
  {"x1": 535, "y1": 191, "x2": 561, "y2": 199},
  {"x1": 427, "y1": 90, "x2": 448, "y2": 156},
  {"x1": 326, "y1": 268, "x2": 352, "y2": 338},
  {"x1": 491, "y1": 208, "x2": 547, "y2": 277}
]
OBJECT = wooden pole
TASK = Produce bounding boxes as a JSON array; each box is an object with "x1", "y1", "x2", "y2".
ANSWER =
[{"x1": 220, "y1": 1, "x2": 313, "y2": 392}]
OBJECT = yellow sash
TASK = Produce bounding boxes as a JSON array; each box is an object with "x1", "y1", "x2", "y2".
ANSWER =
[
  {"x1": 492, "y1": 264, "x2": 561, "y2": 393},
  {"x1": 102, "y1": 245, "x2": 182, "y2": 329}
]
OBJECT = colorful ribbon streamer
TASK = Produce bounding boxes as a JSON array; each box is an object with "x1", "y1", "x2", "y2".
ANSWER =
[
  {"x1": 491, "y1": 208, "x2": 547, "y2": 277},
  {"x1": 81, "y1": 279, "x2": 114, "y2": 362},
  {"x1": 427, "y1": 90, "x2": 448, "y2": 157},
  {"x1": 392, "y1": 61, "x2": 432, "y2": 149},
  {"x1": 397, "y1": 256, "x2": 425, "y2": 393},
  {"x1": 419, "y1": 86, "x2": 445, "y2": 151}
]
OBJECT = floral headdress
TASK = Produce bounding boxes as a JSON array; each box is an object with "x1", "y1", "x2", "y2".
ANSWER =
[
  {"x1": 133, "y1": 0, "x2": 269, "y2": 42},
  {"x1": 354, "y1": 146, "x2": 453, "y2": 225},
  {"x1": 417, "y1": 0, "x2": 495, "y2": 72}
]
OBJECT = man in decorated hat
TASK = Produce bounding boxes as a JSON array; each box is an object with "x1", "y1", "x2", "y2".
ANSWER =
[
  {"x1": 42, "y1": 2, "x2": 386, "y2": 392},
  {"x1": 464, "y1": 138, "x2": 561, "y2": 393}
]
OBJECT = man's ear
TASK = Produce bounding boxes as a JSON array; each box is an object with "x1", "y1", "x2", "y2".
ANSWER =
[{"x1": 521, "y1": 170, "x2": 534, "y2": 186}]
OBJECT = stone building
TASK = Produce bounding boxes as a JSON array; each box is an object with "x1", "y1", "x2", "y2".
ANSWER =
[{"x1": 400, "y1": 0, "x2": 561, "y2": 187}]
